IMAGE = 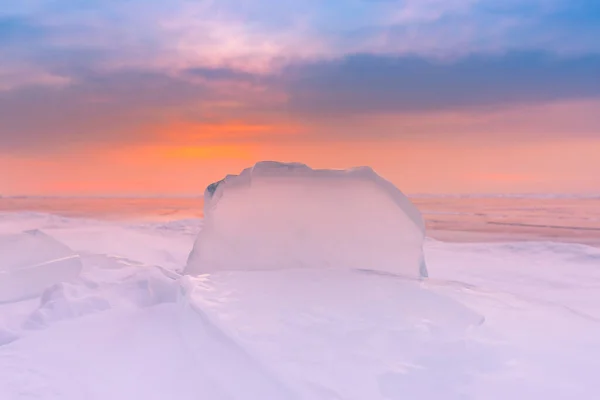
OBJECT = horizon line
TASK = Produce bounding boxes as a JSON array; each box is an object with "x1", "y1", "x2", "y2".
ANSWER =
[{"x1": 2, "y1": 193, "x2": 599, "y2": 200}]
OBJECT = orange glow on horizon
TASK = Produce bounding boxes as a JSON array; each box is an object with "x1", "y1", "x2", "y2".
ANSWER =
[
  {"x1": 156, "y1": 121, "x2": 304, "y2": 143},
  {"x1": 129, "y1": 143, "x2": 257, "y2": 160},
  {"x1": 2, "y1": 100, "x2": 600, "y2": 196},
  {"x1": 2, "y1": 136, "x2": 600, "y2": 196}
]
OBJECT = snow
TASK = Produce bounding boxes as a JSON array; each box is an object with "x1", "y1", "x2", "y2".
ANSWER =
[
  {"x1": 0, "y1": 230, "x2": 82, "y2": 303},
  {"x1": 179, "y1": 269, "x2": 485, "y2": 399},
  {"x1": 186, "y1": 162, "x2": 427, "y2": 278},
  {"x1": 0, "y1": 208, "x2": 599, "y2": 399}
]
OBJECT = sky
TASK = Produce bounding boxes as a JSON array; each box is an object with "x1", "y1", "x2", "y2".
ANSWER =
[{"x1": 1, "y1": 0, "x2": 599, "y2": 196}]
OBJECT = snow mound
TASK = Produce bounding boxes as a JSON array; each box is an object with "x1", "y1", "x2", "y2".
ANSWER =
[
  {"x1": 24, "y1": 282, "x2": 111, "y2": 329},
  {"x1": 185, "y1": 161, "x2": 427, "y2": 278},
  {"x1": 113, "y1": 267, "x2": 180, "y2": 308},
  {"x1": 0, "y1": 325, "x2": 18, "y2": 346},
  {"x1": 22, "y1": 259, "x2": 180, "y2": 329},
  {"x1": 0, "y1": 230, "x2": 82, "y2": 303},
  {"x1": 178, "y1": 269, "x2": 488, "y2": 399}
]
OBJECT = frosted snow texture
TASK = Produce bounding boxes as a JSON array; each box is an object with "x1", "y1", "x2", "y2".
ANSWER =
[
  {"x1": 185, "y1": 161, "x2": 427, "y2": 278},
  {"x1": 0, "y1": 230, "x2": 82, "y2": 303},
  {"x1": 178, "y1": 269, "x2": 485, "y2": 399}
]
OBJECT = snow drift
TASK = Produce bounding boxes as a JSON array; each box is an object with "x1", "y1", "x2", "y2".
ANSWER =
[
  {"x1": 0, "y1": 230, "x2": 82, "y2": 303},
  {"x1": 2, "y1": 210, "x2": 600, "y2": 399},
  {"x1": 185, "y1": 161, "x2": 427, "y2": 278},
  {"x1": 178, "y1": 269, "x2": 486, "y2": 399}
]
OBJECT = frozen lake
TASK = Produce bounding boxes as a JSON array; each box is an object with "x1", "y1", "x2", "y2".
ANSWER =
[
  {"x1": 1, "y1": 195, "x2": 599, "y2": 245},
  {"x1": 1, "y1": 195, "x2": 599, "y2": 399}
]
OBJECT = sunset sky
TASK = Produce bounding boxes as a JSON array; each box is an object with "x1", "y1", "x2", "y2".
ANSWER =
[{"x1": 1, "y1": 0, "x2": 599, "y2": 195}]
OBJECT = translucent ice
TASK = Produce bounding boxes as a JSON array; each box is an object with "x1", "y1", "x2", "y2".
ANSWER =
[
  {"x1": 185, "y1": 162, "x2": 427, "y2": 278},
  {"x1": 0, "y1": 230, "x2": 82, "y2": 303}
]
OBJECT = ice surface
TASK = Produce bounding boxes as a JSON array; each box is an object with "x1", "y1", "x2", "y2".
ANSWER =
[
  {"x1": 179, "y1": 269, "x2": 486, "y2": 399},
  {"x1": 1, "y1": 211, "x2": 600, "y2": 399},
  {"x1": 0, "y1": 230, "x2": 82, "y2": 303},
  {"x1": 186, "y1": 161, "x2": 427, "y2": 277}
]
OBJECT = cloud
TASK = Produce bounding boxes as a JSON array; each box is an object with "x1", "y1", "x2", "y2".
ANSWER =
[
  {"x1": 0, "y1": 70, "x2": 209, "y2": 151},
  {"x1": 2, "y1": 0, "x2": 600, "y2": 89},
  {"x1": 0, "y1": 16, "x2": 45, "y2": 44},
  {"x1": 2, "y1": 50, "x2": 599, "y2": 154},
  {"x1": 1, "y1": 1, "x2": 600, "y2": 154},
  {"x1": 282, "y1": 51, "x2": 600, "y2": 115},
  {"x1": 0, "y1": 66, "x2": 289, "y2": 153}
]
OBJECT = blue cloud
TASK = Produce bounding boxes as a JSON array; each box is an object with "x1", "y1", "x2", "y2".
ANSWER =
[
  {"x1": 281, "y1": 51, "x2": 600, "y2": 114},
  {"x1": 1, "y1": 0, "x2": 600, "y2": 152},
  {"x1": 0, "y1": 69, "x2": 215, "y2": 151},
  {"x1": 0, "y1": 16, "x2": 46, "y2": 44},
  {"x1": 1, "y1": 0, "x2": 599, "y2": 87}
]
